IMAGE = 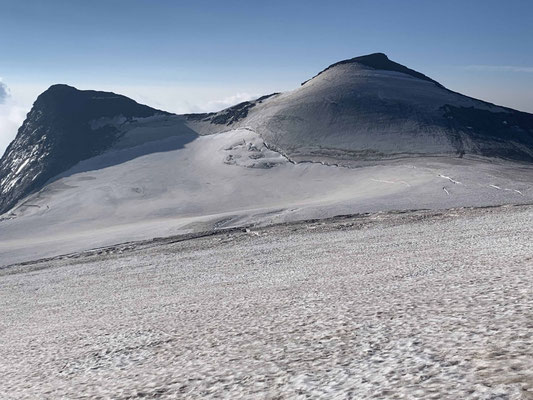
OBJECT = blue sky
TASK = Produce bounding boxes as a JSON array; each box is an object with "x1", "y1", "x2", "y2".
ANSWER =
[{"x1": 0, "y1": 0, "x2": 532, "y2": 153}]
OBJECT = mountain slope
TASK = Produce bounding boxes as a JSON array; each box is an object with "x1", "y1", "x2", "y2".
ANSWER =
[
  {"x1": 187, "y1": 53, "x2": 533, "y2": 165},
  {"x1": 1, "y1": 52, "x2": 533, "y2": 246},
  {"x1": 0, "y1": 84, "x2": 169, "y2": 214},
  {"x1": 1, "y1": 125, "x2": 532, "y2": 266},
  {"x1": 3, "y1": 53, "x2": 533, "y2": 216}
]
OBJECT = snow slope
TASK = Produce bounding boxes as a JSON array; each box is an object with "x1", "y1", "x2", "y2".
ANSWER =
[
  {"x1": 187, "y1": 54, "x2": 533, "y2": 164},
  {"x1": 1, "y1": 117, "x2": 532, "y2": 265},
  {"x1": 1, "y1": 205, "x2": 532, "y2": 398},
  {"x1": 1, "y1": 53, "x2": 533, "y2": 265}
]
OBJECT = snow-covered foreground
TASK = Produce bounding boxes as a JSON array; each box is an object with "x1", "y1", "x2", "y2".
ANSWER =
[
  {"x1": 1, "y1": 205, "x2": 532, "y2": 399},
  {"x1": 1, "y1": 126, "x2": 533, "y2": 266}
]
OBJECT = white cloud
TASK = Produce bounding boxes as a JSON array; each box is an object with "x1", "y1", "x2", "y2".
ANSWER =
[
  {"x1": 0, "y1": 103, "x2": 27, "y2": 157},
  {"x1": 0, "y1": 80, "x2": 36, "y2": 157},
  {"x1": 464, "y1": 65, "x2": 533, "y2": 73},
  {"x1": 201, "y1": 93, "x2": 259, "y2": 113},
  {"x1": 0, "y1": 80, "x2": 9, "y2": 103},
  {"x1": 99, "y1": 84, "x2": 264, "y2": 114}
]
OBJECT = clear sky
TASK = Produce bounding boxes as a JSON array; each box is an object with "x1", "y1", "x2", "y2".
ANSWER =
[{"x1": 0, "y1": 0, "x2": 532, "y2": 154}]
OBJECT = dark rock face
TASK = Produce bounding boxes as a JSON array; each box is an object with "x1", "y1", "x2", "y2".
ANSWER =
[
  {"x1": 441, "y1": 105, "x2": 533, "y2": 160},
  {"x1": 0, "y1": 85, "x2": 169, "y2": 214}
]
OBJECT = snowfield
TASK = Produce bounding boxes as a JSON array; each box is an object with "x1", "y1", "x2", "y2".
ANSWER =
[
  {"x1": 1, "y1": 205, "x2": 532, "y2": 399},
  {"x1": 1, "y1": 124, "x2": 533, "y2": 266},
  {"x1": 2, "y1": 54, "x2": 533, "y2": 266}
]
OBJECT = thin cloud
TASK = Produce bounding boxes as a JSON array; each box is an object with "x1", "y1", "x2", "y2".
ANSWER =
[
  {"x1": 0, "y1": 103, "x2": 27, "y2": 157},
  {"x1": 0, "y1": 81, "x2": 28, "y2": 156},
  {"x1": 464, "y1": 65, "x2": 533, "y2": 73},
  {"x1": 203, "y1": 93, "x2": 259, "y2": 112},
  {"x1": 174, "y1": 93, "x2": 260, "y2": 114},
  {"x1": 0, "y1": 80, "x2": 10, "y2": 103}
]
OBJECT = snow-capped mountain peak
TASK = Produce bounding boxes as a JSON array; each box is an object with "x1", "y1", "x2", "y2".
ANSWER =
[{"x1": 0, "y1": 84, "x2": 169, "y2": 214}]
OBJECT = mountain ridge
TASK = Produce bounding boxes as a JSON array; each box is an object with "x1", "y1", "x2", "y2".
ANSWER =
[
  {"x1": 0, "y1": 84, "x2": 169, "y2": 214},
  {"x1": 1, "y1": 53, "x2": 533, "y2": 215}
]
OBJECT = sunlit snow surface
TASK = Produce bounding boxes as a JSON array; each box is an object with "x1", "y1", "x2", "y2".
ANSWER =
[
  {"x1": 1, "y1": 206, "x2": 532, "y2": 398},
  {"x1": 1, "y1": 120, "x2": 533, "y2": 266}
]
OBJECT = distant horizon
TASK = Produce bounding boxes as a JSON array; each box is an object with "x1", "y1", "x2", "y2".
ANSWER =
[
  {"x1": 17, "y1": 50, "x2": 533, "y2": 115},
  {"x1": 1, "y1": 0, "x2": 532, "y2": 155}
]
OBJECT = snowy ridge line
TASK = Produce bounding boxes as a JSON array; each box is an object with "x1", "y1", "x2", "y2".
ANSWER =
[
  {"x1": 236, "y1": 127, "x2": 297, "y2": 165},
  {"x1": 239, "y1": 128, "x2": 500, "y2": 169},
  {"x1": 260, "y1": 141, "x2": 464, "y2": 169},
  {"x1": 256, "y1": 144, "x2": 527, "y2": 169},
  {"x1": 3, "y1": 202, "x2": 532, "y2": 272},
  {"x1": 0, "y1": 227, "x2": 246, "y2": 272},
  {"x1": 262, "y1": 141, "x2": 297, "y2": 165}
]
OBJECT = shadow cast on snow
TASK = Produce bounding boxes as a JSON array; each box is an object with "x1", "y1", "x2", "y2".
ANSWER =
[{"x1": 48, "y1": 124, "x2": 199, "y2": 183}]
